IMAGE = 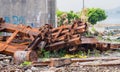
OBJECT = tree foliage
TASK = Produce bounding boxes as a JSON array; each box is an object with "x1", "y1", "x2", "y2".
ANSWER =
[
  {"x1": 56, "y1": 10, "x2": 64, "y2": 17},
  {"x1": 87, "y1": 8, "x2": 107, "y2": 25},
  {"x1": 56, "y1": 8, "x2": 107, "y2": 26},
  {"x1": 67, "y1": 11, "x2": 79, "y2": 23},
  {"x1": 56, "y1": 10, "x2": 79, "y2": 26}
]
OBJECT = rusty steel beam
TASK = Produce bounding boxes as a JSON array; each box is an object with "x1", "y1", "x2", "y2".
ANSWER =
[
  {"x1": 32, "y1": 58, "x2": 71, "y2": 67},
  {"x1": 0, "y1": 36, "x2": 31, "y2": 43},
  {"x1": 52, "y1": 24, "x2": 86, "y2": 36},
  {"x1": 110, "y1": 44, "x2": 120, "y2": 49},
  {"x1": 32, "y1": 57, "x2": 120, "y2": 67},
  {"x1": 0, "y1": 21, "x2": 87, "y2": 43},
  {"x1": 56, "y1": 34, "x2": 80, "y2": 42},
  {"x1": 96, "y1": 42, "x2": 120, "y2": 50},
  {"x1": 0, "y1": 23, "x2": 40, "y2": 37},
  {"x1": 52, "y1": 21, "x2": 86, "y2": 31},
  {"x1": 71, "y1": 57, "x2": 120, "y2": 63},
  {"x1": 46, "y1": 37, "x2": 81, "y2": 51},
  {"x1": 6, "y1": 30, "x2": 19, "y2": 44},
  {"x1": 80, "y1": 37, "x2": 120, "y2": 51}
]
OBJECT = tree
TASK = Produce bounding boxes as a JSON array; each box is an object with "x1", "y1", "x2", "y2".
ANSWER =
[
  {"x1": 87, "y1": 8, "x2": 107, "y2": 25},
  {"x1": 67, "y1": 11, "x2": 79, "y2": 23},
  {"x1": 56, "y1": 10, "x2": 79, "y2": 26},
  {"x1": 56, "y1": 10, "x2": 64, "y2": 17}
]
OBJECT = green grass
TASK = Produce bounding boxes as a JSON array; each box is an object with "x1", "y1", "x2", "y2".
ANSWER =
[
  {"x1": 38, "y1": 48, "x2": 102, "y2": 58},
  {"x1": 20, "y1": 61, "x2": 32, "y2": 66}
]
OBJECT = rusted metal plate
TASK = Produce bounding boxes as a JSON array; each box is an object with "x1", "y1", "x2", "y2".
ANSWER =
[{"x1": 6, "y1": 30, "x2": 19, "y2": 44}]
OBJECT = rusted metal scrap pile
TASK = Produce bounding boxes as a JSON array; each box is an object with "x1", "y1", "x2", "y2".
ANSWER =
[
  {"x1": 0, "y1": 18, "x2": 88, "y2": 63},
  {"x1": 0, "y1": 17, "x2": 120, "y2": 64}
]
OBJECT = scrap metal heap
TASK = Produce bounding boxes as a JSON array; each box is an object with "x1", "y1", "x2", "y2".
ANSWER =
[
  {"x1": 0, "y1": 18, "x2": 87, "y2": 63},
  {"x1": 0, "y1": 17, "x2": 120, "y2": 64}
]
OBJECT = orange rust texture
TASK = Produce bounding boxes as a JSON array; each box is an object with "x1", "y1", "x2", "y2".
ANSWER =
[
  {"x1": 0, "y1": 19, "x2": 87, "y2": 61},
  {"x1": 1, "y1": 17, "x2": 120, "y2": 63}
]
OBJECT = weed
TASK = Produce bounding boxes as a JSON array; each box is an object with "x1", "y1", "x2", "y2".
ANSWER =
[
  {"x1": 20, "y1": 61, "x2": 31, "y2": 66},
  {"x1": 94, "y1": 49, "x2": 100, "y2": 57},
  {"x1": 87, "y1": 49, "x2": 91, "y2": 56},
  {"x1": 40, "y1": 49, "x2": 50, "y2": 58}
]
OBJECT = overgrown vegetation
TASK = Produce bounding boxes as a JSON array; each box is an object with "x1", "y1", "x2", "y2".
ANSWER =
[
  {"x1": 48, "y1": 8, "x2": 108, "y2": 58},
  {"x1": 39, "y1": 49, "x2": 67, "y2": 58},
  {"x1": 56, "y1": 8, "x2": 107, "y2": 26},
  {"x1": 38, "y1": 8, "x2": 118, "y2": 59},
  {"x1": 87, "y1": 8, "x2": 107, "y2": 25},
  {"x1": 56, "y1": 10, "x2": 79, "y2": 26},
  {"x1": 38, "y1": 48, "x2": 102, "y2": 58}
]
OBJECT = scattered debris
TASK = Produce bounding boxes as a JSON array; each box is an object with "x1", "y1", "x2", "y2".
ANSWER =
[
  {"x1": 0, "y1": 17, "x2": 120, "y2": 72},
  {"x1": 0, "y1": 18, "x2": 87, "y2": 63}
]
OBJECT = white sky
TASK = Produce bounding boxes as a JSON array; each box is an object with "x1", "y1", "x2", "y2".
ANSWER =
[{"x1": 57, "y1": 0, "x2": 120, "y2": 12}]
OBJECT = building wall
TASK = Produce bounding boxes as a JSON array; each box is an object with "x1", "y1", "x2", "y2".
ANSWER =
[{"x1": 0, "y1": 0, "x2": 56, "y2": 27}]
